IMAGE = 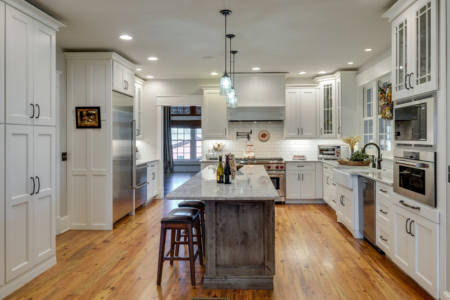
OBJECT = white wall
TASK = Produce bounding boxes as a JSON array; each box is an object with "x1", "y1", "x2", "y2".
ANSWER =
[{"x1": 356, "y1": 49, "x2": 391, "y2": 86}]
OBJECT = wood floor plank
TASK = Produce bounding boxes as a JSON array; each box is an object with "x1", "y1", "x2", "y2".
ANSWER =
[{"x1": 5, "y1": 201, "x2": 433, "y2": 300}]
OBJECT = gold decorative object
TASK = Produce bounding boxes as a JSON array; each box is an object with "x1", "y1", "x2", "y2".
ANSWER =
[{"x1": 341, "y1": 136, "x2": 361, "y2": 155}]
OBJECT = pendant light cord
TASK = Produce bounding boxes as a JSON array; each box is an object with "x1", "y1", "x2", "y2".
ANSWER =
[
  {"x1": 229, "y1": 37, "x2": 232, "y2": 85},
  {"x1": 224, "y1": 14, "x2": 227, "y2": 74}
]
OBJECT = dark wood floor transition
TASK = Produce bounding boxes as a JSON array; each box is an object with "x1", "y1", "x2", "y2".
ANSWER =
[{"x1": 6, "y1": 200, "x2": 432, "y2": 300}]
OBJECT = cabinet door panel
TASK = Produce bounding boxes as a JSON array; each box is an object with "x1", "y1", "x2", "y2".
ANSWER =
[
  {"x1": 0, "y1": 125, "x2": 4, "y2": 285},
  {"x1": 286, "y1": 171, "x2": 300, "y2": 199},
  {"x1": 5, "y1": 125, "x2": 34, "y2": 281},
  {"x1": 319, "y1": 82, "x2": 335, "y2": 137},
  {"x1": 112, "y1": 61, "x2": 124, "y2": 94},
  {"x1": 392, "y1": 15, "x2": 410, "y2": 100},
  {"x1": 284, "y1": 90, "x2": 299, "y2": 138},
  {"x1": 33, "y1": 23, "x2": 55, "y2": 126},
  {"x1": 299, "y1": 89, "x2": 317, "y2": 137},
  {"x1": 392, "y1": 206, "x2": 413, "y2": 273},
  {"x1": 300, "y1": 170, "x2": 316, "y2": 199},
  {"x1": 411, "y1": 215, "x2": 438, "y2": 297},
  {"x1": 202, "y1": 90, "x2": 228, "y2": 139},
  {"x1": 5, "y1": 6, "x2": 34, "y2": 125},
  {"x1": 0, "y1": 2, "x2": 5, "y2": 124},
  {"x1": 34, "y1": 127, "x2": 56, "y2": 263},
  {"x1": 134, "y1": 82, "x2": 143, "y2": 137}
]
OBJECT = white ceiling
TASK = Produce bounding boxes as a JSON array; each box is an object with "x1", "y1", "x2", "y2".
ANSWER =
[{"x1": 28, "y1": 0, "x2": 393, "y2": 79}]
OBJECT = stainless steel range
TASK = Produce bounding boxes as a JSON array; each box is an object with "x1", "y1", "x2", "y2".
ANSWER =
[{"x1": 236, "y1": 157, "x2": 286, "y2": 203}]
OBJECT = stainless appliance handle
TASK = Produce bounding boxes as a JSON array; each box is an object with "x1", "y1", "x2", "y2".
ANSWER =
[
  {"x1": 132, "y1": 120, "x2": 136, "y2": 188},
  {"x1": 399, "y1": 200, "x2": 421, "y2": 211},
  {"x1": 395, "y1": 160, "x2": 429, "y2": 169}
]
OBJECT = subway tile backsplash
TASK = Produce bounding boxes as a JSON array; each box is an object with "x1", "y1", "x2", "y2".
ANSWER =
[{"x1": 203, "y1": 122, "x2": 347, "y2": 160}]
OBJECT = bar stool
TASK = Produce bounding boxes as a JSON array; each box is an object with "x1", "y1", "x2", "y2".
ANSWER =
[
  {"x1": 177, "y1": 200, "x2": 206, "y2": 255},
  {"x1": 156, "y1": 207, "x2": 203, "y2": 286}
]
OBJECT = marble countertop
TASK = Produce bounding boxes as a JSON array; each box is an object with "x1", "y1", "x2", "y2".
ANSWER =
[
  {"x1": 166, "y1": 165, "x2": 279, "y2": 201},
  {"x1": 136, "y1": 159, "x2": 159, "y2": 166}
]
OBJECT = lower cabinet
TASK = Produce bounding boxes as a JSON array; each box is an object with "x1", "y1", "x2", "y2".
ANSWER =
[
  {"x1": 0, "y1": 125, "x2": 4, "y2": 286},
  {"x1": 392, "y1": 204, "x2": 439, "y2": 298},
  {"x1": 5, "y1": 125, "x2": 56, "y2": 281},
  {"x1": 336, "y1": 185, "x2": 354, "y2": 231},
  {"x1": 286, "y1": 162, "x2": 321, "y2": 202},
  {"x1": 322, "y1": 164, "x2": 337, "y2": 210},
  {"x1": 147, "y1": 161, "x2": 159, "y2": 200}
]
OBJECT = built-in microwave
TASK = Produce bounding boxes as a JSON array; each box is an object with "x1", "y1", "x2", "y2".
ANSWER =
[{"x1": 394, "y1": 97, "x2": 435, "y2": 146}]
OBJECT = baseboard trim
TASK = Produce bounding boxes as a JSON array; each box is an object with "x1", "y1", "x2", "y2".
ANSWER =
[
  {"x1": 285, "y1": 199, "x2": 325, "y2": 204},
  {"x1": 0, "y1": 256, "x2": 56, "y2": 299},
  {"x1": 56, "y1": 216, "x2": 71, "y2": 235},
  {"x1": 70, "y1": 224, "x2": 113, "y2": 230}
]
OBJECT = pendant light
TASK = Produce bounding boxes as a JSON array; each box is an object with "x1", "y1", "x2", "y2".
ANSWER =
[
  {"x1": 230, "y1": 50, "x2": 238, "y2": 108},
  {"x1": 219, "y1": 9, "x2": 232, "y2": 95},
  {"x1": 226, "y1": 34, "x2": 236, "y2": 107}
]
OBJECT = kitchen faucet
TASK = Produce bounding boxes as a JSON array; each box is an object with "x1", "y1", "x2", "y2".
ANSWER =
[{"x1": 362, "y1": 142, "x2": 383, "y2": 170}]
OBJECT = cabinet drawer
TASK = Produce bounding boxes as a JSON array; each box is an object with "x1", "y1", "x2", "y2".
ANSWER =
[
  {"x1": 376, "y1": 183, "x2": 392, "y2": 199},
  {"x1": 376, "y1": 197, "x2": 392, "y2": 224},
  {"x1": 376, "y1": 222, "x2": 393, "y2": 256},
  {"x1": 286, "y1": 162, "x2": 316, "y2": 171}
]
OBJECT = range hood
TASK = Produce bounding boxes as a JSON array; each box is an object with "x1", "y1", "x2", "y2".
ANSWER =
[{"x1": 227, "y1": 107, "x2": 285, "y2": 122}]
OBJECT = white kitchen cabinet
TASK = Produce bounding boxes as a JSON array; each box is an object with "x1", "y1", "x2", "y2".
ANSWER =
[
  {"x1": 113, "y1": 61, "x2": 135, "y2": 97},
  {"x1": 337, "y1": 185, "x2": 353, "y2": 230},
  {"x1": 0, "y1": 125, "x2": 4, "y2": 285},
  {"x1": 392, "y1": 204, "x2": 439, "y2": 298},
  {"x1": 5, "y1": 5, "x2": 56, "y2": 126},
  {"x1": 286, "y1": 162, "x2": 320, "y2": 202},
  {"x1": 5, "y1": 125, "x2": 34, "y2": 281},
  {"x1": 284, "y1": 88, "x2": 317, "y2": 138},
  {"x1": 5, "y1": 125, "x2": 56, "y2": 281},
  {"x1": 335, "y1": 72, "x2": 357, "y2": 137},
  {"x1": 202, "y1": 89, "x2": 228, "y2": 139},
  {"x1": 322, "y1": 164, "x2": 337, "y2": 210},
  {"x1": 134, "y1": 77, "x2": 143, "y2": 137},
  {"x1": 387, "y1": 0, "x2": 438, "y2": 100},
  {"x1": 147, "y1": 161, "x2": 158, "y2": 200},
  {"x1": 318, "y1": 80, "x2": 336, "y2": 137},
  {"x1": 0, "y1": 2, "x2": 4, "y2": 124},
  {"x1": 375, "y1": 183, "x2": 394, "y2": 256}
]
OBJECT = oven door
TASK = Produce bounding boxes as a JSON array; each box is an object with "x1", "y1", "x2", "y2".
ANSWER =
[
  {"x1": 394, "y1": 98, "x2": 434, "y2": 145},
  {"x1": 394, "y1": 159, "x2": 435, "y2": 207},
  {"x1": 268, "y1": 172, "x2": 285, "y2": 202}
]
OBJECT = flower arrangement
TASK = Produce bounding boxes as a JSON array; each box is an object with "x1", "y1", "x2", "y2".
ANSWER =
[{"x1": 341, "y1": 136, "x2": 361, "y2": 155}]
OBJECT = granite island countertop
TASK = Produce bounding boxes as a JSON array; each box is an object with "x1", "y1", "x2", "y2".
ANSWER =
[{"x1": 166, "y1": 165, "x2": 279, "y2": 201}]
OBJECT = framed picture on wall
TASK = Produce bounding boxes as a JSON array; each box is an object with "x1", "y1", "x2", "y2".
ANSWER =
[{"x1": 75, "y1": 106, "x2": 101, "y2": 129}]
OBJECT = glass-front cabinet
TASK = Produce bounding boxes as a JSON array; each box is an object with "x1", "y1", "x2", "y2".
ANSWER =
[
  {"x1": 319, "y1": 80, "x2": 335, "y2": 137},
  {"x1": 390, "y1": 0, "x2": 437, "y2": 101}
]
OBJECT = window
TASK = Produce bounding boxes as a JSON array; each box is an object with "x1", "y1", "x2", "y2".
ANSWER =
[
  {"x1": 171, "y1": 128, "x2": 202, "y2": 161},
  {"x1": 361, "y1": 75, "x2": 393, "y2": 154}
]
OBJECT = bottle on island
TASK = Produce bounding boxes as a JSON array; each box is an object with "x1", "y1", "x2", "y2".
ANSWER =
[
  {"x1": 216, "y1": 156, "x2": 224, "y2": 183},
  {"x1": 224, "y1": 154, "x2": 232, "y2": 184}
]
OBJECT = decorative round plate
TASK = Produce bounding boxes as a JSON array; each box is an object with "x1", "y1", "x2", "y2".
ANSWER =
[{"x1": 258, "y1": 130, "x2": 270, "y2": 142}]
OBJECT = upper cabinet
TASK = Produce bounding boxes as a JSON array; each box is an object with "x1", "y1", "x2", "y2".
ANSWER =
[
  {"x1": 134, "y1": 77, "x2": 143, "y2": 138},
  {"x1": 202, "y1": 89, "x2": 228, "y2": 139},
  {"x1": 113, "y1": 61, "x2": 135, "y2": 97},
  {"x1": 386, "y1": 0, "x2": 438, "y2": 100},
  {"x1": 335, "y1": 71, "x2": 358, "y2": 137},
  {"x1": 5, "y1": 5, "x2": 56, "y2": 126},
  {"x1": 284, "y1": 88, "x2": 317, "y2": 138},
  {"x1": 234, "y1": 74, "x2": 285, "y2": 107},
  {"x1": 318, "y1": 79, "x2": 336, "y2": 138}
]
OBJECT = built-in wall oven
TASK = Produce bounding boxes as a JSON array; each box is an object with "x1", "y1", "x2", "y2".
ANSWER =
[
  {"x1": 394, "y1": 97, "x2": 435, "y2": 146},
  {"x1": 393, "y1": 149, "x2": 436, "y2": 207}
]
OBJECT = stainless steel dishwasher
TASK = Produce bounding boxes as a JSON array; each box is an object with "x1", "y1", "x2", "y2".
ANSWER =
[
  {"x1": 359, "y1": 177, "x2": 376, "y2": 246},
  {"x1": 135, "y1": 164, "x2": 148, "y2": 209}
]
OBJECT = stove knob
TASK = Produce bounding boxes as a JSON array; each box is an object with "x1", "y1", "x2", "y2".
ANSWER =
[
  {"x1": 275, "y1": 166, "x2": 279, "y2": 169},
  {"x1": 280, "y1": 165, "x2": 284, "y2": 169},
  {"x1": 267, "y1": 166, "x2": 271, "y2": 169}
]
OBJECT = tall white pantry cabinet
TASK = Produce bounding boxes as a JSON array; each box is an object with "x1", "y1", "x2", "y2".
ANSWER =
[{"x1": 0, "y1": 0, "x2": 62, "y2": 297}]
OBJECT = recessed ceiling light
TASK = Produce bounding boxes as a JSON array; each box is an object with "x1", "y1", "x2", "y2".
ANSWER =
[
  {"x1": 119, "y1": 34, "x2": 133, "y2": 41},
  {"x1": 365, "y1": 48, "x2": 373, "y2": 52},
  {"x1": 147, "y1": 56, "x2": 158, "y2": 61},
  {"x1": 347, "y1": 62, "x2": 354, "y2": 65},
  {"x1": 298, "y1": 71, "x2": 306, "y2": 75},
  {"x1": 210, "y1": 72, "x2": 219, "y2": 76},
  {"x1": 252, "y1": 67, "x2": 261, "y2": 71},
  {"x1": 136, "y1": 67, "x2": 142, "y2": 71},
  {"x1": 146, "y1": 75, "x2": 154, "y2": 79},
  {"x1": 318, "y1": 71, "x2": 326, "y2": 74}
]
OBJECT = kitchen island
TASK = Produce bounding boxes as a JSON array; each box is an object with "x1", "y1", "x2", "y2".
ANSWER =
[{"x1": 166, "y1": 165, "x2": 278, "y2": 289}]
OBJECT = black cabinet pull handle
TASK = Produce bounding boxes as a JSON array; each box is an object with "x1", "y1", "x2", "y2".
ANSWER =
[
  {"x1": 405, "y1": 73, "x2": 410, "y2": 90},
  {"x1": 408, "y1": 72, "x2": 414, "y2": 89},
  {"x1": 36, "y1": 176, "x2": 40, "y2": 194},
  {"x1": 380, "y1": 235, "x2": 388, "y2": 242},
  {"x1": 409, "y1": 220, "x2": 415, "y2": 237},
  {"x1": 406, "y1": 218, "x2": 410, "y2": 234},
  {"x1": 35, "y1": 104, "x2": 40, "y2": 119},
  {"x1": 400, "y1": 200, "x2": 421, "y2": 211},
  {"x1": 30, "y1": 177, "x2": 35, "y2": 195},
  {"x1": 379, "y1": 209, "x2": 388, "y2": 215},
  {"x1": 30, "y1": 104, "x2": 35, "y2": 118}
]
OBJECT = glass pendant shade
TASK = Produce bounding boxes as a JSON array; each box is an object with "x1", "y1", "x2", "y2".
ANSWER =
[
  {"x1": 226, "y1": 88, "x2": 235, "y2": 107},
  {"x1": 220, "y1": 73, "x2": 232, "y2": 95}
]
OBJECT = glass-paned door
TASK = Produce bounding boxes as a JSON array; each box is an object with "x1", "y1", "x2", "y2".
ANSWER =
[
  {"x1": 322, "y1": 83, "x2": 334, "y2": 136},
  {"x1": 393, "y1": 17, "x2": 408, "y2": 94}
]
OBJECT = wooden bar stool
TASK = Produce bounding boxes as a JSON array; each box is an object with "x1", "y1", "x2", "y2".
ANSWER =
[
  {"x1": 177, "y1": 200, "x2": 205, "y2": 255},
  {"x1": 156, "y1": 207, "x2": 203, "y2": 286}
]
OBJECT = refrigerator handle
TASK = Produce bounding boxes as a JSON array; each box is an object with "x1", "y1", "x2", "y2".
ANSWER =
[{"x1": 132, "y1": 120, "x2": 136, "y2": 189}]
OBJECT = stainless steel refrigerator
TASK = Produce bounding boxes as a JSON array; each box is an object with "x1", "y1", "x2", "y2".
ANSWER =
[{"x1": 112, "y1": 91, "x2": 135, "y2": 223}]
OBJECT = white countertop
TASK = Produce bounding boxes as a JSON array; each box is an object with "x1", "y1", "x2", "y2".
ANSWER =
[
  {"x1": 136, "y1": 159, "x2": 159, "y2": 166},
  {"x1": 166, "y1": 165, "x2": 279, "y2": 201}
]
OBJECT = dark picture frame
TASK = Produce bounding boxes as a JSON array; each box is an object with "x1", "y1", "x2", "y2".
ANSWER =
[{"x1": 75, "y1": 106, "x2": 101, "y2": 129}]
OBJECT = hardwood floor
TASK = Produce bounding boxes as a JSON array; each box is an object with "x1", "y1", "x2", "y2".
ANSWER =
[{"x1": 6, "y1": 201, "x2": 432, "y2": 300}]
